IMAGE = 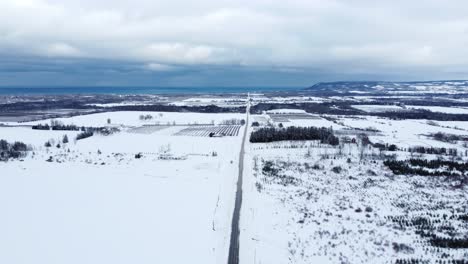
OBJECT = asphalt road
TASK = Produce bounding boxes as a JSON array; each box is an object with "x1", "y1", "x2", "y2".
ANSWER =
[{"x1": 227, "y1": 97, "x2": 250, "y2": 264}]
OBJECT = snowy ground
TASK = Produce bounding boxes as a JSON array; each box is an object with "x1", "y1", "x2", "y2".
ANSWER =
[
  {"x1": 0, "y1": 111, "x2": 245, "y2": 264},
  {"x1": 240, "y1": 108, "x2": 468, "y2": 263},
  {"x1": 240, "y1": 141, "x2": 468, "y2": 264},
  {"x1": 351, "y1": 105, "x2": 405, "y2": 113},
  {"x1": 2, "y1": 105, "x2": 468, "y2": 264},
  {"x1": 407, "y1": 105, "x2": 468, "y2": 114}
]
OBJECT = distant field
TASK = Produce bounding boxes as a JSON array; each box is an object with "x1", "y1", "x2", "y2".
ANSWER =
[
  {"x1": 174, "y1": 125, "x2": 241, "y2": 137},
  {"x1": 128, "y1": 125, "x2": 170, "y2": 134}
]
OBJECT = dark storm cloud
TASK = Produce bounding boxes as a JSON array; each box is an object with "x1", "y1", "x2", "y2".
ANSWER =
[{"x1": 1, "y1": 0, "x2": 468, "y2": 86}]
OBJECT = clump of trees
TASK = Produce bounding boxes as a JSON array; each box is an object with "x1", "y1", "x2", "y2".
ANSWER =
[
  {"x1": 139, "y1": 114, "x2": 153, "y2": 121},
  {"x1": 220, "y1": 118, "x2": 245, "y2": 125},
  {"x1": 431, "y1": 132, "x2": 464, "y2": 143},
  {"x1": 32, "y1": 124, "x2": 51, "y2": 130},
  {"x1": 0, "y1": 139, "x2": 31, "y2": 160},
  {"x1": 250, "y1": 126, "x2": 339, "y2": 145},
  {"x1": 372, "y1": 143, "x2": 398, "y2": 151}
]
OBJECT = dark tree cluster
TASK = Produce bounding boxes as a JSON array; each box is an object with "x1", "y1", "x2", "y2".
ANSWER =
[
  {"x1": 76, "y1": 131, "x2": 94, "y2": 140},
  {"x1": 384, "y1": 159, "x2": 468, "y2": 177},
  {"x1": 373, "y1": 143, "x2": 398, "y2": 151},
  {"x1": 429, "y1": 236, "x2": 468, "y2": 249},
  {"x1": 0, "y1": 139, "x2": 30, "y2": 160},
  {"x1": 31, "y1": 124, "x2": 51, "y2": 130},
  {"x1": 250, "y1": 126, "x2": 339, "y2": 145}
]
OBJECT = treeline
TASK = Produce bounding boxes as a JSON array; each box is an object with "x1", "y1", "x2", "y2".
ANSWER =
[
  {"x1": 250, "y1": 126, "x2": 339, "y2": 145},
  {"x1": 111, "y1": 104, "x2": 245, "y2": 113},
  {"x1": 384, "y1": 159, "x2": 468, "y2": 177},
  {"x1": 373, "y1": 109, "x2": 468, "y2": 121},
  {"x1": 408, "y1": 146, "x2": 458, "y2": 156},
  {"x1": 0, "y1": 140, "x2": 31, "y2": 160},
  {"x1": 32, "y1": 123, "x2": 81, "y2": 131},
  {"x1": 374, "y1": 143, "x2": 459, "y2": 156}
]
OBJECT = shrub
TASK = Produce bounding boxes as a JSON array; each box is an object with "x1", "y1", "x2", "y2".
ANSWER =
[{"x1": 332, "y1": 166, "x2": 342, "y2": 174}]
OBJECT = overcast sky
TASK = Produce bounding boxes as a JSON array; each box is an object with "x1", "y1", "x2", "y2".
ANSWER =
[{"x1": 1, "y1": 0, "x2": 468, "y2": 87}]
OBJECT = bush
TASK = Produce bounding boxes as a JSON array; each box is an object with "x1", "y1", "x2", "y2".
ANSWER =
[
  {"x1": 332, "y1": 166, "x2": 342, "y2": 174},
  {"x1": 0, "y1": 140, "x2": 31, "y2": 160}
]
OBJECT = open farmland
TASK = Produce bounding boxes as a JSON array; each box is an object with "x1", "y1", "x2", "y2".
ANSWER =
[{"x1": 0, "y1": 110, "x2": 246, "y2": 264}]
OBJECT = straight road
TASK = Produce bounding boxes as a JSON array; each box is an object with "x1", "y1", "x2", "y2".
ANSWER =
[{"x1": 227, "y1": 95, "x2": 250, "y2": 264}]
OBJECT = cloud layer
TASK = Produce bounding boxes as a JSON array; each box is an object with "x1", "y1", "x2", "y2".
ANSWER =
[{"x1": 1, "y1": 0, "x2": 468, "y2": 86}]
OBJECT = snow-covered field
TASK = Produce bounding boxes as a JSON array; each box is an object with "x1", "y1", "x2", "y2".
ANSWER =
[
  {"x1": 352, "y1": 104, "x2": 405, "y2": 113},
  {"x1": 2, "y1": 104, "x2": 468, "y2": 264},
  {"x1": 0, "y1": 111, "x2": 244, "y2": 264},
  {"x1": 10, "y1": 111, "x2": 243, "y2": 127},
  {"x1": 407, "y1": 105, "x2": 468, "y2": 114}
]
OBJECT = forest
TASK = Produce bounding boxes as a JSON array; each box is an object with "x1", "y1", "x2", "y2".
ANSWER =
[{"x1": 250, "y1": 126, "x2": 339, "y2": 145}]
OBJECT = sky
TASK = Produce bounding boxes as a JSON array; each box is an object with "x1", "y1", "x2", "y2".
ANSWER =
[{"x1": 1, "y1": 0, "x2": 468, "y2": 87}]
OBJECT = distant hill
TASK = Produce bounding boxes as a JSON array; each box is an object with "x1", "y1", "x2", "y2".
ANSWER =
[{"x1": 306, "y1": 80, "x2": 468, "y2": 95}]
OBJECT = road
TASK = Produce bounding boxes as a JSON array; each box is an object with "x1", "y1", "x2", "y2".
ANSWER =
[{"x1": 227, "y1": 95, "x2": 250, "y2": 264}]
